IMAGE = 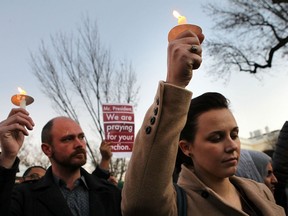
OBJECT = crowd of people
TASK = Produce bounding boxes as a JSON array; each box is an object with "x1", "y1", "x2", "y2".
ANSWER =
[{"x1": 0, "y1": 25, "x2": 287, "y2": 216}]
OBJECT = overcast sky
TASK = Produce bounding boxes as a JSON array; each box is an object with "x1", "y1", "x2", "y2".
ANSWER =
[{"x1": 1, "y1": 0, "x2": 288, "y2": 150}]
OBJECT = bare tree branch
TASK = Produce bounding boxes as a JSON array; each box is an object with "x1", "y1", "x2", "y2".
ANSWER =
[{"x1": 204, "y1": 0, "x2": 288, "y2": 77}]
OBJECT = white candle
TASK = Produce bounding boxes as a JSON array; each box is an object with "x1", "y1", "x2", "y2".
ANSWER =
[{"x1": 19, "y1": 96, "x2": 26, "y2": 109}]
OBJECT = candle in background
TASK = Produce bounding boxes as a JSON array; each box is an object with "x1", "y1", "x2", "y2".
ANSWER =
[{"x1": 11, "y1": 87, "x2": 34, "y2": 109}]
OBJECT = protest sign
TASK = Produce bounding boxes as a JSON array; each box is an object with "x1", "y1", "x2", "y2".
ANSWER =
[{"x1": 102, "y1": 104, "x2": 134, "y2": 158}]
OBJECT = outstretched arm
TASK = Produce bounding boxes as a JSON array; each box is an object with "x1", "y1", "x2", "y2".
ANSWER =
[
  {"x1": 0, "y1": 108, "x2": 34, "y2": 215},
  {"x1": 122, "y1": 29, "x2": 204, "y2": 216}
]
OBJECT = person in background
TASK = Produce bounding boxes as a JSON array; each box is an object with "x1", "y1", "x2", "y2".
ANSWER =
[
  {"x1": 235, "y1": 149, "x2": 263, "y2": 183},
  {"x1": 0, "y1": 110, "x2": 121, "y2": 216},
  {"x1": 121, "y1": 28, "x2": 285, "y2": 215},
  {"x1": 22, "y1": 165, "x2": 46, "y2": 183},
  {"x1": 236, "y1": 149, "x2": 278, "y2": 194},
  {"x1": 250, "y1": 150, "x2": 278, "y2": 194},
  {"x1": 272, "y1": 121, "x2": 288, "y2": 214}
]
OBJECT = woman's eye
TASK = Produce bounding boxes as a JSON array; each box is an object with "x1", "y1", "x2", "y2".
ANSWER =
[
  {"x1": 231, "y1": 132, "x2": 239, "y2": 140},
  {"x1": 209, "y1": 134, "x2": 222, "y2": 143}
]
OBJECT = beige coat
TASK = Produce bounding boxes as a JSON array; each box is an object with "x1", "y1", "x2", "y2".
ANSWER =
[{"x1": 121, "y1": 81, "x2": 285, "y2": 216}]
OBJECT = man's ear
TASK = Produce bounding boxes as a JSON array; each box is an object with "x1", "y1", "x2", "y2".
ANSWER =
[
  {"x1": 179, "y1": 140, "x2": 192, "y2": 157},
  {"x1": 41, "y1": 143, "x2": 52, "y2": 157}
]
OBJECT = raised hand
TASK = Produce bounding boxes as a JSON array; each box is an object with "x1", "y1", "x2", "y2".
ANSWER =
[
  {"x1": 0, "y1": 108, "x2": 34, "y2": 168},
  {"x1": 99, "y1": 140, "x2": 113, "y2": 170},
  {"x1": 166, "y1": 30, "x2": 204, "y2": 88}
]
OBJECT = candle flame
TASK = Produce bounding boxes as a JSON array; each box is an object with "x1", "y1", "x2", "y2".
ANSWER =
[
  {"x1": 173, "y1": 10, "x2": 181, "y2": 19},
  {"x1": 173, "y1": 10, "x2": 187, "y2": 25},
  {"x1": 18, "y1": 87, "x2": 27, "y2": 95}
]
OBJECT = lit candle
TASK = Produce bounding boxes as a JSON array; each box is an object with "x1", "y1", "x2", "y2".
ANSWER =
[
  {"x1": 11, "y1": 87, "x2": 34, "y2": 109},
  {"x1": 168, "y1": 10, "x2": 202, "y2": 42}
]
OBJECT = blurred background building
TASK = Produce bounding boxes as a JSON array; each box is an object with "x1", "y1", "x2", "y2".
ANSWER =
[{"x1": 241, "y1": 126, "x2": 280, "y2": 151}]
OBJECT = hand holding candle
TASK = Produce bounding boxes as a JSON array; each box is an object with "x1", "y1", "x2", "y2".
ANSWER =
[
  {"x1": 168, "y1": 10, "x2": 204, "y2": 43},
  {"x1": 11, "y1": 87, "x2": 34, "y2": 109}
]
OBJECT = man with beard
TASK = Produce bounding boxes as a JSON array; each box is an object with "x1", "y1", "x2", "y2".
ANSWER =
[{"x1": 0, "y1": 111, "x2": 121, "y2": 216}]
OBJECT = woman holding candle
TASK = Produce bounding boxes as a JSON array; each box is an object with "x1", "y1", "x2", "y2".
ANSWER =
[{"x1": 121, "y1": 28, "x2": 285, "y2": 215}]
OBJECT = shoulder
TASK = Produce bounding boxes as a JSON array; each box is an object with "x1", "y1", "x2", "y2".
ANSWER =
[
  {"x1": 231, "y1": 175, "x2": 265, "y2": 189},
  {"x1": 91, "y1": 165, "x2": 110, "y2": 180},
  {"x1": 14, "y1": 175, "x2": 51, "y2": 193},
  {"x1": 81, "y1": 168, "x2": 121, "y2": 193}
]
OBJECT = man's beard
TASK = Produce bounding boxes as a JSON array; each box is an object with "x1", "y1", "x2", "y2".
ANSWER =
[{"x1": 51, "y1": 148, "x2": 87, "y2": 169}]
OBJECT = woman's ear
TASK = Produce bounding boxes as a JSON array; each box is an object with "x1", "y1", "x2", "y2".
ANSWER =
[
  {"x1": 41, "y1": 143, "x2": 52, "y2": 157},
  {"x1": 179, "y1": 140, "x2": 192, "y2": 157}
]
